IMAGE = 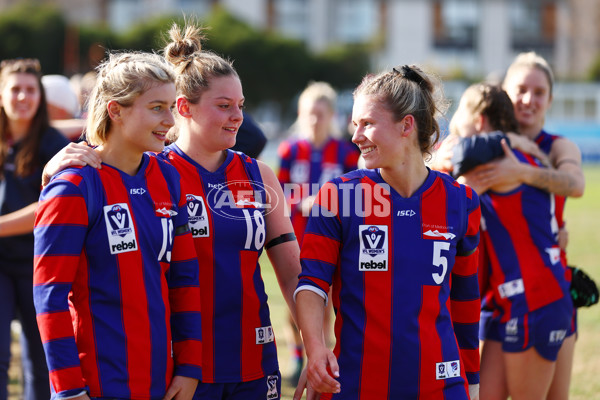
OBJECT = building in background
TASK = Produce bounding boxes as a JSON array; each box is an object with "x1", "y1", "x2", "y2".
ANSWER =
[{"x1": 2, "y1": 0, "x2": 596, "y2": 80}]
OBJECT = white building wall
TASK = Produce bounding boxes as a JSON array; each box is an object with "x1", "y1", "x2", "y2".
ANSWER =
[
  {"x1": 479, "y1": 0, "x2": 511, "y2": 79},
  {"x1": 379, "y1": 1, "x2": 431, "y2": 70}
]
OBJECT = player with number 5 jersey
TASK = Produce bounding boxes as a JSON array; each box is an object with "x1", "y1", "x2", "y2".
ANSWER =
[{"x1": 295, "y1": 65, "x2": 481, "y2": 400}]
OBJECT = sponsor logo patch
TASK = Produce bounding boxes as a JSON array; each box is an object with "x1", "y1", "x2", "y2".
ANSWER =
[
  {"x1": 498, "y1": 279, "x2": 525, "y2": 298},
  {"x1": 358, "y1": 225, "x2": 388, "y2": 271},
  {"x1": 549, "y1": 329, "x2": 567, "y2": 345},
  {"x1": 436, "y1": 360, "x2": 461, "y2": 380},
  {"x1": 256, "y1": 326, "x2": 275, "y2": 344},
  {"x1": 186, "y1": 194, "x2": 209, "y2": 237},
  {"x1": 104, "y1": 203, "x2": 138, "y2": 255}
]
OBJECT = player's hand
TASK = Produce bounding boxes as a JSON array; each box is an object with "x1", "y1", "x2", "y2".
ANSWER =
[
  {"x1": 293, "y1": 367, "x2": 320, "y2": 400},
  {"x1": 305, "y1": 346, "x2": 340, "y2": 394},
  {"x1": 163, "y1": 375, "x2": 198, "y2": 400},
  {"x1": 42, "y1": 142, "x2": 102, "y2": 187}
]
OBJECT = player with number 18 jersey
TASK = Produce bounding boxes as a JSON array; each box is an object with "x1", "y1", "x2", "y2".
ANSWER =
[{"x1": 164, "y1": 144, "x2": 279, "y2": 384}]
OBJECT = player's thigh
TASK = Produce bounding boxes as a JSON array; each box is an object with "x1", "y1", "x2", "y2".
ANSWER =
[
  {"x1": 547, "y1": 334, "x2": 576, "y2": 400},
  {"x1": 504, "y1": 347, "x2": 555, "y2": 400},
  {"x1": 479, "y1": 339, "x2": 507, "y2": 400}
]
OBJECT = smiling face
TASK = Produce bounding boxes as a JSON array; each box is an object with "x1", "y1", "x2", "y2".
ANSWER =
[
  {"x1": 116, "y1": 82, "x2": 176, "y2": 155},
  {"x1": 187, "y1": 75, "x2": 244, "y2": 152},
  {"x1": 351, "y1": 94, "x2": 406, "y2": 170},
  {"x1": 503, "y1": 66, "x2": 552, "y2": 137},
  {"x1": 0, "y1": 72, "x2": 41, "y2": 128}
]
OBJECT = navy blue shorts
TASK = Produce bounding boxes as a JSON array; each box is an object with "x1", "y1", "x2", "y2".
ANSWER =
[
  {"x1": 483, "y1": 296, "x2": 573, "y2": 361},
  {"x1": 193, "y1": 370, "x2": 281, "y2": 400}
]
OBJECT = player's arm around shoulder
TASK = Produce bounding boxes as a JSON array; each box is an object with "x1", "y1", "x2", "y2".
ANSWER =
[
  {"x1": 548, "y1": 136, "x2": 585, "y2": 197},
  {"x1": 257, "y1": 160, "x2": 301, "y2": 322}
]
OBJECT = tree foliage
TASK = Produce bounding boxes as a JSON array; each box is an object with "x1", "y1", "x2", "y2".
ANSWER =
[{"x1": 0, "y1": 4, "x2": 370, "y2": 116}]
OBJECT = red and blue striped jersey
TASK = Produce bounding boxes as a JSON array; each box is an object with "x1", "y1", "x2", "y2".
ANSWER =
[
  {"x1": 163, "y1": 145, "x2": 278, "y2": 383},
  {"x1": 535, "y1": 130, "x2": 567, "y2": 263},
  {"x1": 33, "y1": 153, "x2": 202, "y2": 400},
  {"x1": 277, "y1": 138, "x2": 359, "y2": 244},
  {"x1": 297, "y1": 168, "x2": 481, "y2": 399},
  {"x1": 479, "y1": 148, "x2": 570, "y2": 322}
]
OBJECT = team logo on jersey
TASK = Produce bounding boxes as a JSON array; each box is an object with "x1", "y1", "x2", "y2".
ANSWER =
[
  {"x1": 266, "y1": 375, "x2": 279, "y2": 400},
  {"x1": 358, "y1": 225, "x2": 388, "y2": 271},
  {"x1": 130, "y1": 188, "x2": 146, "y2": 195},
  {"x1": 423, "y1": 229, "x2": 456, "y2": 240},
  {"x1": 186, "y1": 194, "x2": 209, "y2": 237},
  {"x1": 290, "y1": 160, "x2": 310, "y2": 184},
  {"x1": 103, "y1": 203, "x2": 138, "y2": 255},
  {"x1": 435, "y1": 360, "x2": 460, "y2": 380},
  {"x1": 256, "y1": 326, "x2": 275, "y2": 344}
]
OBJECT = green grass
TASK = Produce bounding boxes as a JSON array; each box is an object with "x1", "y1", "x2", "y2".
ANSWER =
[{"x1": 262, "y1": 165, "x2": 600, "y2": 399}]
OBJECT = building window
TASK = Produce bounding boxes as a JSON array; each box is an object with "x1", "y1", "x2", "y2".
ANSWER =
[
  {"x1": 433, "y1": 0, "x2": 479, "y2": 50},
  {"x1": 334, "y1": 0, "x2": 378, "y2": 43},
  {"x1": 275, "y1": 0, "x2": 308, "y2": 41},
  {"x1": 510, "y1": 0, "x2": 556, "y2": 52}
]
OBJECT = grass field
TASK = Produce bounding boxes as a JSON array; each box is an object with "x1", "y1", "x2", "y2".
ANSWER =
[{"x1": 8, "y1": 166, "x2": 600, "y2": 399}]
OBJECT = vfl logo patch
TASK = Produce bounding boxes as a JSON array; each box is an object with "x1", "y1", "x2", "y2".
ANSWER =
[
  {"x1": 103, "y1": 203, "x2": 138, "y2": 255},
  {"x1": 266, "y1": 375, "x2": 279, "y2": 400},
  {"x1": 506, "y1": 317, "x2": 518, "y2": 337},
  {"x1": 436, "y1": 360, "x2": 461, "y2": 380},
  {"x1": 358, "y1": 225, "x2": 388, "y2": 271},
  {"x1": 186, "y1": 194, "x2": 209, "y2": 237},
  {"x1": 256, "y1": 326, "x2": 275, "y2": 344}
]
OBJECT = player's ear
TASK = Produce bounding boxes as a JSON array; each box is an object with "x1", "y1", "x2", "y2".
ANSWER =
[{"x1": 177, "y1": 97, "x2": 192, "y2": 118}]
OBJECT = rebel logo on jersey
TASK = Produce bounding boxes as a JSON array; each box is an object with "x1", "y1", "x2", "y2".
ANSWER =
[
  {"x1": 358, "y1": 225, "x2": 388, "y2": 271},
  {"x1": 103, "y1": 203, "x2": 138, "y2": 254},
  {"x1": 186, "y1": 194, "x2": 210, "y2": 238}
]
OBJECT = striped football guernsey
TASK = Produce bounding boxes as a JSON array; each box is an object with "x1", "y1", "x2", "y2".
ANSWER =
[
  {"x1": 34, "y1": 153, "x2": 202, "y2": 400},
  {"x1": 278, "y1": 137, "x2": 359, "y2": 244},
  {"x1": 297, "y1": 168, "x2": 481, "y2": 399},
  {"x1": 479, "y1": 148, "x2": 570, "y2": 322},
  {"x1": 164, "y1": 145, "x2": 278, "y2": 383}
]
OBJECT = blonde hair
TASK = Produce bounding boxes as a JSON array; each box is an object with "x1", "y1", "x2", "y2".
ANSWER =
[
  {"x1": 86, "y1": 52, "x2": 175, "y2": 146},
  {"x1": 163, "y1": 23, "x2": 238, "y2": 104},
  {"x1": 298, "y1": 81, "x2": 337, "y2": 113},
  {"x1": 354, "y1": 65, "x2": 449, "y2": 155},
  {"x1": 504, "y1": 51, "x2": 554, "y2": 96}
]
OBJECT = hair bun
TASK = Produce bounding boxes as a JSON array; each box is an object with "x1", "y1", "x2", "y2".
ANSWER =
[{"x1": 164, "y1": 23, "x2": 205, "y2": 67}]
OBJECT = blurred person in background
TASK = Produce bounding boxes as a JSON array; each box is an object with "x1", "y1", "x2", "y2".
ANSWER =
[
  {"x1": 443, "y1": 81, "x2": 576, "y2": 400},
  {"x1": 458, "y1": 52, "x2": 587, "y2": 400},
  {"x1": 0, "y1": 58, "x2": 69, "y2": 400},
  {"x1": 231, "y1": 111, "x2": 267, "y2": 159},
  {"x1": 42, "y1": 74, "x2": 86, "y2": 141},
  {"x1": 277, "y1": 81, "x2": 359, "y2": 385}
]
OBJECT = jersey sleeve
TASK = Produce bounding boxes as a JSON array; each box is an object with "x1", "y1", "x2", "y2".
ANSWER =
[
  {"x1": 166, "y1": 169, "x2": 203, "y2": 379},
  {"x1": 33, "y1": 171, "x2": 89, "y2": 398},
  {"x1": 450, "y1": 185, "x2": 481, "y2": 385},
  {"x1": 450, "y1": 131, "x2": 508, "y2": 177},
  {"x1": 295, "y1": 181, "x2": 341, "y2": 301}
]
